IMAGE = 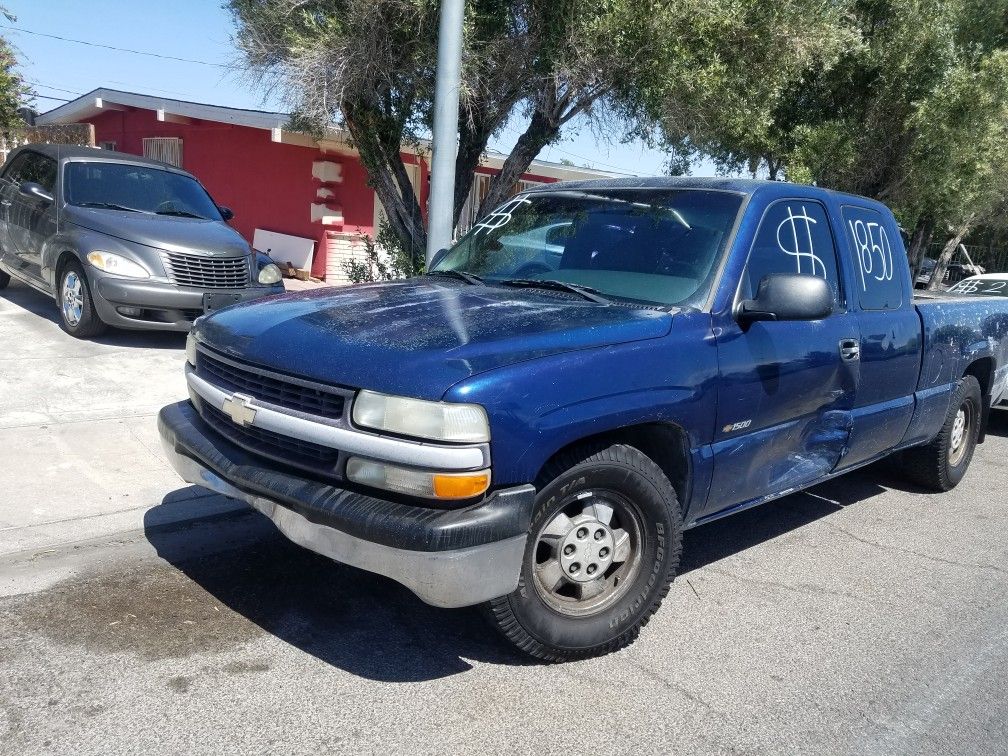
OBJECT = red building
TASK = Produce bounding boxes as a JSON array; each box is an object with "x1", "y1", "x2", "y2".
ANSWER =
[{"x1": 37, "y1": 88, "x2": 616, "y2": 281}]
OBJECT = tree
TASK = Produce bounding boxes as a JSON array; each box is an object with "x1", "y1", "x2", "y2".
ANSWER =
[
  {"x1": 229, "y1": 0, "x2": 848, "y2": 263},
  {"x1": 0, "y1": 7, "x2": 32, "y2": 140},
  {"x1": 666, "y1": 0, "x2": 1008, "y2": 285}
]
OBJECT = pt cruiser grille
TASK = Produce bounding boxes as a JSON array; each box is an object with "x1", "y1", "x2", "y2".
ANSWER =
[{"x1": 162, "y1": 251, "x2": 249, "y2": 289}]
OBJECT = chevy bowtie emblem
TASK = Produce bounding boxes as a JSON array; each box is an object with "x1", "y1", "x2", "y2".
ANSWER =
[{"x1": 221, "y1": 392, "x2": 257, "y2": 427}]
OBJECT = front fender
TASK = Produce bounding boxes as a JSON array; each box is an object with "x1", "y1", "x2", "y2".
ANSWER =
[{"x1": 443, "y1": 311, "x2": 718, "y2": 487}]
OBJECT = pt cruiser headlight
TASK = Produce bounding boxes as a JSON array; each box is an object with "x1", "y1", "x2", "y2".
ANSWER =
[
  {"x1": 87, "y1": 251, "x2": 149, "y2": 279},
  {"x1": 352, "y1": 390, "x2": 490, "y2": 443},
  {"x1": 258, "y1": 263, "x2": 282, "y2": 285}
]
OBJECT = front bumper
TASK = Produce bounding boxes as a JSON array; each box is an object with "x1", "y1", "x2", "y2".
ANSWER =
[
  {"x1": 93, "y1": 273, "x2": 284, "y2": 331},
  {"x1": 158, "y1": 400, "x2": 534, "y2": 607}
]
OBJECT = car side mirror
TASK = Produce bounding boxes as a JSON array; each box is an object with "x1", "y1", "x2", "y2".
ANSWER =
[
  {"x1": 19, "y1": 181, "x2": 53, "y2": 204},
  {"x1": 736, "y1": 274, "x2": 834, "y2": 327},
  {"x1": 217, "y1": 205, "x2": 234, "y2": 221},
  {"x1": 428, "y1": 247, "x2": 450, "y2": 269}
]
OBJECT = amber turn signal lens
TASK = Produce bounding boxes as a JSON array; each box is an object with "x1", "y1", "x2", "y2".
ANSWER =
[{"x1": 432, "y1": 471, "x2": 491, "y2": 499}]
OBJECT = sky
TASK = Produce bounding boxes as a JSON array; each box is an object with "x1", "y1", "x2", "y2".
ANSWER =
[{"x1": 4, "y1": 0, "x2": 709, "y2": 176}]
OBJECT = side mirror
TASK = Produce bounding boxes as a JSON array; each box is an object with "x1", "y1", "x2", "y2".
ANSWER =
[
  {"x1": 428, "y1": 247, "x2": 450, "y2": 269},
  {"x1": 217, "y1": 205, "x2": 234, "y2": 221},
  {"x1": 736, "y1": 274, "x2": 834, "y2": 327},
  {"x1": 19, "y1": 181, "x2": 53, "y2": 204}
]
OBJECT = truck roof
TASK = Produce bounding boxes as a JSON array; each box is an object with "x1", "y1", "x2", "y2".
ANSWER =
[{"x1": 528, "y1": 176, "x2": 886, "y2": 209}]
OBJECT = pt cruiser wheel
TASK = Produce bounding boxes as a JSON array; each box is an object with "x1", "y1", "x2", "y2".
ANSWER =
[
  {"x1": 58, "y1": 260, "x2": 106, "y2": 338},
  {"x1": 485, "y1": 443, "x2": 682, "y2": 661}
]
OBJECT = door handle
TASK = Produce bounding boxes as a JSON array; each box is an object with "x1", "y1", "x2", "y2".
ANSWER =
[{"x1": 839, "y1": 338, "x2": 860, "y2": 362}]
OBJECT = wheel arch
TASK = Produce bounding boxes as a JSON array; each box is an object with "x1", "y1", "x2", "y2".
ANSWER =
[
  {"x1": 533, "y1": 422, "x2": 692, "y2": 514},
  {"x1": 963, "y1": 356, "x2": 995, "y2": 442}
]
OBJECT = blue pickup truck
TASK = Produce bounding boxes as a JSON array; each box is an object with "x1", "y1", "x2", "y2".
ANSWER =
[{"x1": 158, "y1": 178, "x2": 1008, "y2": 661}]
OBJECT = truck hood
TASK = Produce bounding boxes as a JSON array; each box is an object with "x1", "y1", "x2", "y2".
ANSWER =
[
  {"x1": 64, "y1": 206, "x2": 250, "y2": 257},
  {"x1": 196, "y1": 278, "x2": 674, "y2": 399}
]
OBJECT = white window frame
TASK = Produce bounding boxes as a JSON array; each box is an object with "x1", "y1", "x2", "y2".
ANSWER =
[{"x1": 142, "y1": 137, "x2": 183, "y2": 167}]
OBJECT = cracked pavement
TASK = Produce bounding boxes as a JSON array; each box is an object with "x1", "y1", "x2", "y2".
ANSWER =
[{"x1": 1, "y1": 279, "x2": 1007, "y2": 755}]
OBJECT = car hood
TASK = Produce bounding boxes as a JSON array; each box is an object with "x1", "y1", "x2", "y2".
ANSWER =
[
  {"x1": 64, "y1": 205, "x2": 250, "y2": 257},
  {"x1": 195, "y1": 278, "x2": 674, "y2": 399}
]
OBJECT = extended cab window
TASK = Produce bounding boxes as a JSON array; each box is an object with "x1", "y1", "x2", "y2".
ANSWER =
[
  {"x1": 841, "y1": 205, "x2": 903, "y2": 310},
  {"x1": 742, "y1": 200, "x2": 842, "y2": 305},
  {"x1": 432, "y1": 188, "x2": 744, "y2": 306}
]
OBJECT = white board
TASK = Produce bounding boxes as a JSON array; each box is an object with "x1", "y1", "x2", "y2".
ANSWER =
[{"x1": 253, "y1": 228, "x2": 315, "y2": 270}]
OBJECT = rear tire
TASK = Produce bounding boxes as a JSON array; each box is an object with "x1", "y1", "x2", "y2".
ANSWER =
[
  {"x1": 484, "y1": 443, "x2": 683, "y2": 662},
  {"x1": 0, "y1": 268, "x2": 9, "y2": 290},
  {"x1": 57, "y1": 259, "x2": 107, "y2": 339},
  {"x1": 903, "y1": 375, "x2": 982, "y2": 491}
]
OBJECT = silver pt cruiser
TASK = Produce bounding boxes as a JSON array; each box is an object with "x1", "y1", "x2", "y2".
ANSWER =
[{"x1": 0, "y1": 144, "x2": 284, "y2": 337}]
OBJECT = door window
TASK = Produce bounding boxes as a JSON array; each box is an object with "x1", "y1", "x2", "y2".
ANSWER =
[
  {"x1": 9, "y1": 152, "x2": 57, "y2": 194},
  {"x1": 841, "y1": 205, "x2": 904, "y2": 310},
  {"x1": 1, "y1": 152, "x2": 31, "y2": 185},
  {"x1": 742, "y1": 199, "x2": 842, "y2": 306}
]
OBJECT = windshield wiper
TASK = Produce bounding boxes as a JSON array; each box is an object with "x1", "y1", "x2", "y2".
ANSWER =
[
  {"x1": 156, "y1": 209, "x2": 207, "y2": 219},
  {"x1": 78, "y1": 201, "x2": 151, "y2": 214},
  {"x1": 500, "y1": 278, "x2": 610, "y2": 304},
  {"x1": 427, "y1": 269, "x2": 484, "y2": 285}
]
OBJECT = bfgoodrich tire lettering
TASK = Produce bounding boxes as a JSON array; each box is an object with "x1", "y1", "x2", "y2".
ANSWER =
[{"x1": 484, "y1": 443, "x2": 683, "y2": 662}]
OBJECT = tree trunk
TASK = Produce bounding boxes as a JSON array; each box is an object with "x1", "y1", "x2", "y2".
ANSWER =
[
  {"x1": 477, "y1": 110, "x2": 560, "y2": 218},
  {"x1": 926, "y1": 216, "x2": 975, "y2": 292},
  {"x1": 906, "y1": 216, "x2": 934, "y2": 283},
  {"x1": 342, "y1": 104, "x2": 428, "y2": 262}
]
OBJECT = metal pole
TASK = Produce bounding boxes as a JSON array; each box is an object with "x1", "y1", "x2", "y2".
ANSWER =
[{"x1": 425, "y1": 0, "x2": 464, "y2": 265}]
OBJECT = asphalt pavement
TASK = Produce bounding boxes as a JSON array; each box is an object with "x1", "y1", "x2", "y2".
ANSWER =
[{"x1": 1, "y1": 278, "x2": 1006, "y2": 755}]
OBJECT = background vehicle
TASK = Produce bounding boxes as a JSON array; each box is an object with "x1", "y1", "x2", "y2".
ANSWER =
[
  {"x1": 0, "y1": 144, "x2": 284, "y2": 337},
  {"x1": 946, "y1": 273, "x2": 1008, "y2": 406},
  {"x1": 159, "y1": 178, "x2": 1008, "y2": 661},
  {"x1": 914, "y1": 247, "x2": 985, "y2": 289}
]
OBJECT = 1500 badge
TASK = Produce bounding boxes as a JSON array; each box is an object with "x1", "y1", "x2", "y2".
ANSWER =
[{"x1": 723, "y1": 420, "x2": 752, "y2": 433}]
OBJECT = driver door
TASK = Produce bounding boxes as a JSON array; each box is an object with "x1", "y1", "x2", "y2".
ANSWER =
[{"x1": 704, "y1": 199, "x2": 859, "y2": 517}]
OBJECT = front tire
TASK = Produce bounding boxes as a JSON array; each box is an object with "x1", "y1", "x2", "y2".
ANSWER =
[
  {"x1": 903, "y1": 375, "x2": 982, "y2": 491},
  {"x1": 0, "y1": 268, "x2": 9, "y2": 289},
  {"x1": 484, "y1": 443, "x2": 682, "y2": 662},
  {"x1": 58, "y1": 260, "x2": 106, "y2": 338}
]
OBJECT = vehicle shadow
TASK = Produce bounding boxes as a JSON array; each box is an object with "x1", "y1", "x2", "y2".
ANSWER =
[
  {"x1": 146, "y1": 462, "x2": 912, "y2": 681},
  {"x1": 986, "y1": 407, "x2": 1008, "y2": 437},
  {"x1": 2, "y1": 279, "x2": 185, "y2": 350}
]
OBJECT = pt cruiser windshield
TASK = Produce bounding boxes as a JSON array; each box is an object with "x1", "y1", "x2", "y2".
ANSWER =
[
  {"x1": 64, "y1": 161, "x2": 224, "y2": 221},
  {"x1": 431, "y1": 188, "x2": 744, "y2": 306}
]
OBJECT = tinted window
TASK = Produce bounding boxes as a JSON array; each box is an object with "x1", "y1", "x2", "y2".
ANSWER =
[
  {"x1": 17, "y1": 152, "x2": 57, "y2": 193},
  {"x1": 433, "y1": 189, "x2": 744, "y2": 306},
  {"x1": 842, "y1": 205, "x2": 903, "y2": 310},
  {"x1": 63, "y1": 162, "x2": 222, "y2": 220},
  {"x1": 1, "y1": 152, "x2": 31, "y2": 185},
  {"x1": 743, "y1": 200, "x2": 842, "y2": 305}
]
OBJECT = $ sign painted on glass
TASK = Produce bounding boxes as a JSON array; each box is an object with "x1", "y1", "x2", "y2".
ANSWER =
[{"x1": 776, "y1": 205, "x2": 827, "y2": 277}]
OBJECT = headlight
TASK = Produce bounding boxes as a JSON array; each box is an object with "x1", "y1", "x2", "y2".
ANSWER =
[
  {"x1": 258, "y1": 262, "x2": 282, "y2": 285},
  {"x1": 186, "y1": 333, "x2": 198, "y2": 366},
  {"x1": 346, "y1": 458, "x2": 490, "y2": 500},
  {"x1": 86, "y1": 251, "x2": 149, "y2": 279},
  {"x1": 352, "y1": 390, "x2": 490, "y2": 443}
]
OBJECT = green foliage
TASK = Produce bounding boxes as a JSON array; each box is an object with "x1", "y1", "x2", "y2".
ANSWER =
[
  {"x1": 342, "y1": 222, "x2": 425, "y2": 283},
  {"x1": 0, "y1": 12, "x2": 31, "y2": 138}
]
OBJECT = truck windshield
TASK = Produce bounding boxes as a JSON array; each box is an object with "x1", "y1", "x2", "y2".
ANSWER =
[
  {"x1": 432, "y1": 188, "x2": 743, "y2": 306},
  {"x1": 63, "y1": 161, "x2": 223, "y2": 221}
]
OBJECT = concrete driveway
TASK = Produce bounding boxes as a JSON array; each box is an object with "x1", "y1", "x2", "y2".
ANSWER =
[{"x1": 1, "y1": 277, "x2": 1006, "y2": 755}]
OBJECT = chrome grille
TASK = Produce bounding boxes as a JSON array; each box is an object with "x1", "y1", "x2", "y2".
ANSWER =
[
  {"x1": 195, "y1": 349, "x2": 347, "y2": 420},
  {"x1": 162, "y1": 251, "x2": 249, "y2": 289}
]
